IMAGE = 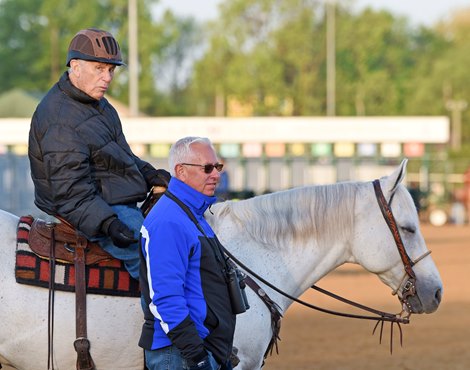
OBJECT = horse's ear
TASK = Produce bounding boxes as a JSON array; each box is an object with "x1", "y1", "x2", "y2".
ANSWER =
[{"x1": 383, "y1": 158, "x2": 408, "y2": 196}]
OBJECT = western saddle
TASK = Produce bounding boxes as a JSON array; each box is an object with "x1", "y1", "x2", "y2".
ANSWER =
[{"x1": 28, "y1": 217, "x2": 112, "y2": 370}]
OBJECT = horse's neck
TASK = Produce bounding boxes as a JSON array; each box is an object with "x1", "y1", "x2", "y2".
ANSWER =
[
  {"x1": 265, "y1": 240, "x2": 349, "y2": 304},
  {"x1": 0, "y1": 210, "x2": 19, "y2": 244},
  {"x1": 218, "y1": 226, "x2": 350, "y2": 312},
  {"x1": 211, "y1": 189, "x2": 355, "y2": 311}
]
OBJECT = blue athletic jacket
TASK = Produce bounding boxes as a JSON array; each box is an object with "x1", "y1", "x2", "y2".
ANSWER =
[{"x1": 139, "y1": 177, "x2": 236, "y2": 365}]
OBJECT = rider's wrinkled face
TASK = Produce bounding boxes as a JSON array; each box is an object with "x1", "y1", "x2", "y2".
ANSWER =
[
  {"x1": 176, "y1": 142, "x2": 221, "y2": 196},
  {"x1": 68, "y1": 59, "x2": 116, "y2": 100}
]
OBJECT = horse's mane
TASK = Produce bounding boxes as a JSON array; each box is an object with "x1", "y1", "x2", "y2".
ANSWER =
[{"x1": 214, "y1": 182, "x2": 359, "y2": 247}]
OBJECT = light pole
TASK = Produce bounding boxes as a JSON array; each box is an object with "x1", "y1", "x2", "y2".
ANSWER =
[
  {"x1": 128, "y1": 0, "x2": 139, "y2": 116},
  {"x1": 446, "y1": 99, "x2": 467, "y2": 151},
  {"x1": 326, "y1": 0, "x2": 336, "y2": 117}
]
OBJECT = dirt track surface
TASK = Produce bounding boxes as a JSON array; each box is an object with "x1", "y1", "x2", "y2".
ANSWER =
[{"x1": 264, "y1": 224, "x2": 470, "y2": 370}]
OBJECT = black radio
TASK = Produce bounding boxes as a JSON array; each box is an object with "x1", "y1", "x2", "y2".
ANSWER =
[{"x1": 227, "y1": 267, "x2": 250, "y2": 314}]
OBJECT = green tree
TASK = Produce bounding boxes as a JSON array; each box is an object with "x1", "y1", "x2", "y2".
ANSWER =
[
  {"x1": 191, "y1": 0, "x2": 429, "y2": 116},
  {"x1": 335, "y1": 9, "x2": 411, "y2": 115},
  {"x1": 0, "y1": 0, "x2": 44, "y2": 91},
  {"x1": 402, "y1": 8, "x2": 470, "y2": 161},
  {"x1": 400, "y1": 26, "x2": 451, "y2": 116},
  {"x1": 147, "y1": 11, "x2": 203, "y2": 115},
  {"x1": 271, "y1": 3, "x2": 323, "y2": 115},
  {"x1": 191, "y1": 0, "x2": 322, "y2": 116}
]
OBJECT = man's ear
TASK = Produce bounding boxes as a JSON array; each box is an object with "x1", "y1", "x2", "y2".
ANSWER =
[
  {"x1": 69, "y1": 59, "x2": 80, "y2": 76},
  {"x1": 175, "y1": 164, "x2": 185, "y2": 179}
]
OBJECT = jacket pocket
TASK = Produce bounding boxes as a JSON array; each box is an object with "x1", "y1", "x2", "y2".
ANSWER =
[{"x1": 204, "y1": 304, "x2": 219, "y2": 330}]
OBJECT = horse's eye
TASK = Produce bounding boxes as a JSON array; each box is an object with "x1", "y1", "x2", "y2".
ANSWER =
[{"x1": 401, "y1": 226, "x2": 415, "y2": 234}]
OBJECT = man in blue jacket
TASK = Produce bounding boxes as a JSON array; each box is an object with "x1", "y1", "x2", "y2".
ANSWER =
[{"x1": 139, "y1": 137, "x2": 235, "y2": 370}]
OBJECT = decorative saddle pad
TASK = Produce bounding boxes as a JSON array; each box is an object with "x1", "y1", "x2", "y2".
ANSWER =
[{"x1": 15, "y1": 215, "x2": 140, "y2": 297}]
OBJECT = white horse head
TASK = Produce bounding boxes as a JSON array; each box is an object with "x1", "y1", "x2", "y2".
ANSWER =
[
  {"x1": 350, "y1": 160, "x2": 442, "y2": 314},
  {"x1": 0, "y1": 160, "x2": 442, "y2": 370}
]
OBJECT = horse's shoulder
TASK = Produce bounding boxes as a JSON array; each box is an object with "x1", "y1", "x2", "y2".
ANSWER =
[{"x1": 0, "y1": 209, "x2": 19, "y2": 229}]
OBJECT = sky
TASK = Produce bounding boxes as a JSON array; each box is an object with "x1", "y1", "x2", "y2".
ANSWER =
[{"x1": 157, "y1": 0, "x2": 470, "y2": 27}]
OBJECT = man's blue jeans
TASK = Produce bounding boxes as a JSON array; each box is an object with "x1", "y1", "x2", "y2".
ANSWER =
[
  {"x1": 92, "y1": 204, "x2": 143, "y2": 280},
  {"x1": 145, "y1": 346, "x2": 220, "y2": 370}
]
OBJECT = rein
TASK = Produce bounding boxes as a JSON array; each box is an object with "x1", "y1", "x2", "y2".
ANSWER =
[
  {"x1": 222, "y1": 246, "x2": 407, "y2": 324},
  {"x1": 223, "y1": 245, "x2": 406, "y2": 353}
]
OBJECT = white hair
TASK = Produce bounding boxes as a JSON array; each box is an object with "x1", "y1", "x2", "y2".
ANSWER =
[{"x1": 168, "y1": 136, "x2": 214, "y2": 176}]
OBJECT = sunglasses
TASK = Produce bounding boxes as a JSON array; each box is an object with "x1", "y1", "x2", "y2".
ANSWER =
[{"x1": 181, "y1": 162, "x2": 224, "y2": 174}]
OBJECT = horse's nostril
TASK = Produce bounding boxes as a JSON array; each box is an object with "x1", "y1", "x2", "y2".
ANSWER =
[{"x1": 435, "y1": 288, "x2": 442, "y2": 304}]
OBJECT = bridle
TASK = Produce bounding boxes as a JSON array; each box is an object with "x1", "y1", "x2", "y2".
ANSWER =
[
  {"x1": 372, "y1": 179, "x2": 432, "y2": 316},
  {"x1": 222, "y1": 179, "x2": 433, "y2": 352}
]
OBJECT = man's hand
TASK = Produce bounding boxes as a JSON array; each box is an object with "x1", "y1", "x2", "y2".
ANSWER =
[
  {"x1": 147, "y1": 169, "x2": 171, "y2": 188},
  {"x1": 189, "y1": 357, "x2": 213, "y2": 370},
  {"x1": 107, "y1": 219, "x2": 137, "y2": 248}
]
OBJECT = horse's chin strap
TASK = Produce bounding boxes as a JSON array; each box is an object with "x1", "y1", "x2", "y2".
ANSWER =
[{"x1": 391, "y1": 250, "x2": 432, "y2": 315}]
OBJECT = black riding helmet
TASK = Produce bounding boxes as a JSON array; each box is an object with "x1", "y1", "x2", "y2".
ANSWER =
[{"x1": 66, "y1": 28, "x2": 125, "y2": 67}]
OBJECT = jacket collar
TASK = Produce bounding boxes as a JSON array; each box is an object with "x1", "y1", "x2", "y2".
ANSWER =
[
  {"x1": 58, "y1": 71, "x2": 106, "y2": 110},
  {"x1": 168, "y1": 177, "x2": 217, "y2": 216}
]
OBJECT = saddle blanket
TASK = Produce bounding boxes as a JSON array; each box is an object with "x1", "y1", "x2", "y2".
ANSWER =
[{"x1": 15, "y1": 215, "x2": 140, "y2": 297}]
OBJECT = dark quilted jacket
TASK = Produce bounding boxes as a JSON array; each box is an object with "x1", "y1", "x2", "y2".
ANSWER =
[{"x1": 28, "y1": 72, "x2": 155, "y2": 237}]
